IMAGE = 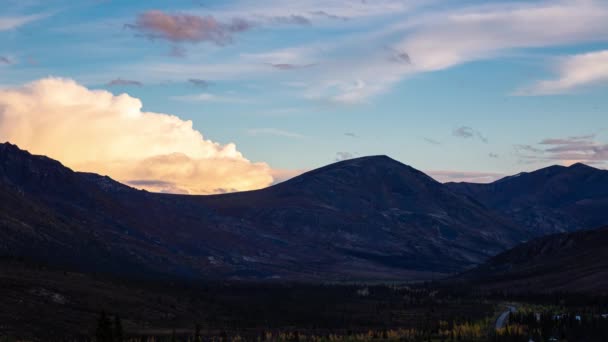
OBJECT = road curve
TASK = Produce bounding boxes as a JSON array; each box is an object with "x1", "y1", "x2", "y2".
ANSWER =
[{"x1": 495, "y1": 305, "x2": 517, "y2": 329}]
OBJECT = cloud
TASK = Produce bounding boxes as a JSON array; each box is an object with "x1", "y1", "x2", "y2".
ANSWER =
[
  {"x1": 226, "y1": 0, "x2": 413, "y2": 21},
  {"x1": 269, "y1": 15, "x2": 311, "y2": 26},
  {"x1": 106, "y1": 78, "x2": 143, "y2": 87},
  {"x1": 125, "y1": 179, "x2": 189, "y2": 194},
  {"x1": 422, "y1": 137, "x2": 441, "y2": 145},
  {"x1": 127, "y1": 10, "x2": 254, "y2": 45},
  {"x1": 517, "y1": 50, "x2": 608, "y2": 95},
  {"x1": 426, "y1": 170, "x2": 505, "y2": 183},
  {"x1": 516, "y1": 134, "x2": 608, "y2": 165},
  {"x1": 113, "y1": 1, "x2": 608, "y2": 104},
  {"x1": 452, "y1": 126, "x2": 487, "y2": 143},
  {"x1": 514, "y1": 144, "x2": 543, "y2": 154},
  {"x1": 169, "y1": 45, "x2": 187, "y2": 57},
  {"x1": 292, "y1": 0, "x2": 608, "y2": 102},
  {"x1": 271, "y1": 63, "x2": 315, "y2": 70},
  {"x1": 388, "y1": 48, "x2": 411, "y2": 64},
  {"x1": 188, "y1": 78, "x2": 210, "y2": 88},
  {"x1": 0, "y1": 78, "x2": 273, "y2": 194},
  {"x1": 313, "y1": 79, "x2": 372, "y2": 104},
  {"x1": 396, "y1": 0, "x2": 608, "y2": 73},
  {"x1": 0, "y1": 14, "x2": 46, "y2": 31},
  {"x1": 247, "y1": 128, "x2": 305, "y2": 139},
  {"x1": 309, "y1": 10, "x2": 349, "y2": 21},
  {"x1": 335, "y1": 151, "x2": 357, "y2": 161}
]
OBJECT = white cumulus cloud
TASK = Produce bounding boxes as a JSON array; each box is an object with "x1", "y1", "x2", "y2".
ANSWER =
[{"x1": 0, "y1": 78, "x2": 273, "y2": 194}]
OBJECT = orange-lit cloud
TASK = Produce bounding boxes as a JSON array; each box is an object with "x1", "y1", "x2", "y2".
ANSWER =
[
  {"x1": 127, "y1": 10, "x2": 254, "y2": 45},
  {"x1": 0, "y1": 78, "x2": 273, "y2": 194}
]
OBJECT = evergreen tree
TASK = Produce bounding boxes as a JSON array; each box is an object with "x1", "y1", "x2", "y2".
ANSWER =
[
  {"x1": 194, "y1": 323, "x2": 202, "y2": 342},
  {"x1": 113, "y1": 315, "x2": 124, "y2": 342},
  {"x1": 96, "y1": 311, "x2": 113, "y2": 342}
]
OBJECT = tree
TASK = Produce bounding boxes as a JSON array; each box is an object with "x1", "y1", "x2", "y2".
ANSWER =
[
  {"x1": 96, "y1": 311, "x2": 113, "y2": 342},
  {"x1": 113, "y1": 315, "x2": 124, "y2": 342},
  {"x1": 194, "y1": 323, "x2": 202, "y2": 342}
]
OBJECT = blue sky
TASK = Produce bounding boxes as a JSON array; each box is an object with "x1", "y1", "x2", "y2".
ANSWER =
[{"x1": 1, "y1": 0, "x2": 607, "y2": 193}]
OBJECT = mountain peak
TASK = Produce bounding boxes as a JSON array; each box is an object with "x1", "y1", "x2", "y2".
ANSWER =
[
  {"x1": 0, "y1": 141, "x2": 24, "y2": 154},
  {"x1": 283, "y1": 154, "x2": 433, "y2": 188},
  {"x1": 568, "y1": 162, "x2": 596, "y2": 170},
  {"x1": 331, "y1": 155, "x2": 398, "y2": 166}
]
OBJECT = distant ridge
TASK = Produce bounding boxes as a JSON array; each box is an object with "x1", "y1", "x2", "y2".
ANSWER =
[
  {"x1": 0, "y1": 142, "x2": 526, "y2": 281},
  {"x1": 447, "y1": 163, "x2": 608, "y2": 235}
]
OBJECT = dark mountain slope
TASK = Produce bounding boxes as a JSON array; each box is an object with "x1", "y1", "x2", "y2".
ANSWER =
[
  {"x1": 1, "y1": 143, "x2": 526, "y2": 281},
  {"x1": 447, "y1": 163, "x2": 608, "y2": 235},
  {"x1": 0, "y1": 143, "x2": 289, "y2": 280},
  {"x1": 457, "y1": 226, "x2": 608, "y2": 294},
  {"x1": 195, "y1": 156, "x2": 526, "y2": 275}
]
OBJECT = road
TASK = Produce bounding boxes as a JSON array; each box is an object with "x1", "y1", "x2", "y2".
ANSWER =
[{"x1": 495, "y1": 305, "x2": 517, "y2": 329}]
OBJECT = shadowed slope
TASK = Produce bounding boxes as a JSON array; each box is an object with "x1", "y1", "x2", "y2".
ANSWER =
[
  {"x1": 447, "y1": 163, "x2": 608, "y2": 235},
  {"x1": 458, "y1": 226, "x2": 608, "y2": 294},
  {"x1": 1, "y1": 143, "x2": 526, "y2": 281}
]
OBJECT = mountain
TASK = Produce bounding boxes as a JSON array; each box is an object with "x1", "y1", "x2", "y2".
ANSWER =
[
  {"x1": 0, "y1": 143, "x2": 526, "y2": 281},
  {"x1": 194, "y1": 156, "x2": 525, "y2": 277},
  {"x1": 457, "y1": 226, "x2": 608, "y2": 294},
  {"x1": 447, "y1": 163, "x2": 608, "y2": 235}
]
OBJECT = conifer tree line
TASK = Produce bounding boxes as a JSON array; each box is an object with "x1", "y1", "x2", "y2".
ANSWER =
[{"x1": 96, "y1": 311, "x2": 124, "y2": 342}]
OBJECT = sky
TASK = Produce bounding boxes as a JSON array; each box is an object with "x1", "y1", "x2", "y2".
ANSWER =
[{"x1": 1, "y1": 0, "x2": 607, "y2": 194}]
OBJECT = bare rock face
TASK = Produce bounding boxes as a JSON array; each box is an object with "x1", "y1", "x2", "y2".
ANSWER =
[{"x1": 1, "y1": 143, "x2": 525, "y2": 281}]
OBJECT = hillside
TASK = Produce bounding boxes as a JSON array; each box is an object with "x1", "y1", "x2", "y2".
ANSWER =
[
  {"x1": 0, "y1": 143, "x2": 526, "y2": 281},
  {"x1": 457, "y1": 226, "x2": 608, "y2": 294},
  {"x1": 447, "y1": 163, "x2": 608, "y2": 235}
]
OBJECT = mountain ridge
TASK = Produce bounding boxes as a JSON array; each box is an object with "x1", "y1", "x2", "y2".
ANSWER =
[
  {"x1": 447, "y1": 162, "x2": 608, "y2": 235},
  {"x1": 0, "y1": 142, "x2": 528, "y2": 281}
]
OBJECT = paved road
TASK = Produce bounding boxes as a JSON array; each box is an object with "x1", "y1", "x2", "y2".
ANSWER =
[{"x1": 495, "y1": 305, "x2": 517, "y2": 329}]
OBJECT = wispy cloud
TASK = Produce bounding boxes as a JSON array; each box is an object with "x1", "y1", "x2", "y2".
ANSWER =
[
  {"x1": 309, "y1": 10, "x2": 349, "y2": 21},
  {"x1": 422, "y1": 137, "x2": 441, "y2": 145},
  {"x1": 268, "y1": 15, "x2": 311, "y2": 26},
  {"x1": 396, "y1": 0, "x2": 608, "y2": 73},
  {"x1": 516, "y1": 134, "x2": 608, "y2": 165},
  {"x1": 126, "y1": 10, "x2": 254, "y2": 45},
  {"x1": 270, "y1": 63, "x2": 316, "y2": 70},
  {"x1": 188, "y1": 78, "x2": 210, "y2": 88},
  {"x1": 452, "y1": 126, "x2": 488, "y2": 143},
  {"x1": 516, "y1": 50, "x2": 608, "y2": 95},
  {"x1": 335, "y1": 151, "x2": 358, "y2": 161},
  {"x1": 169, "y1": 45, "x2": 186, "y2": 57},
  {"x1": 81, "y1": 0, "x2": 608, "y2": 103},
  {"x1": 0, "y1": 13, "x2": 47, "y2": 31},
  {"x1": 514, "y1": 144, "x2": 543, "y2": 154},
  {"x1": 106, "y1": 78, "x2": 143, "y2": 87}
]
